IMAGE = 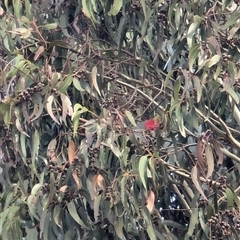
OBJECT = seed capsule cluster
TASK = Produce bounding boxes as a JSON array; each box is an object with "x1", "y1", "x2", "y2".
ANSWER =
[
  {"x1": 152, "y1": 210, "x2": 161, "y2": 227},
  {"x1": 88, "y1": 146, "x2": 100, "y2": 174},
  {"x1": 207, "y1": 209, "x2": 240, "y2": 238},
  {"x1": 208, "y1": 176, "x2": 227, "y2": 191},
  {"x1": 105, "y1": 186, "x2": 115, "y2": 202},
  {"x1": 129, "y1": 1, "x2": 141, "y2": 12},
  {"x1": 16, "y1": 82, "x2": 44, "y2": 103}
]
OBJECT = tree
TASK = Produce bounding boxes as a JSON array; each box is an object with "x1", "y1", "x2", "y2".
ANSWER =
[{"x1": 0, "y1": 0, "x2": 240, "y2": 239}]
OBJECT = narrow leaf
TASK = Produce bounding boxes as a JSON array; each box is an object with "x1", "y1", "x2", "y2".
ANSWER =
[
  {"x1": 225, "y1": 188, "x2": 233, "y2": 209},
  {"x1": 34, "y1": 46, "x2": 44, "y2": 61},
  {"x1": 146, "y1": 190, "x2": 155, "y2": 213},
  {"x1": 210, "y1": 139, "x2": 223, "y2": 166},
  {"x1": 91, "y1": 66, "x2": 101, "y2": 97},
  {"x1": 68, "y1": 140, "x2": 75, "y2": 165},
  {"x1": 60, "y1": 93, "x2": 73, "y2": 123},
  {"x1": 193, "y1": 76, "x2": 202, "y2": 103},
  {"x1": 187, "y1": 208, "x2": 199, "y2": 237},
  {"x1": 72, "y1": 170, "x2": 81, "y2": 190},
  {"x1": 206, "y1": 55, "x2": 220, "y2": 68},
  {"x1": 46, "y1": 95, "x2": 60, "y2": 124},
  {"x1": 67, "y1": 201, "x2": 90, "y2": 229},
  {"x1": 139, "y1": 156, "x2": 148, "y2": 190},
  {"x1": 226, "y1": 87, "x2": 239, "y2": 104},
  {"x1": 125, "y1": 110, "x2": 137, "y2": 126},
  {"x1": 108, "y1": 0, "x2": 122, "y2": 16},
  {"x1": 176, "y1": 106, "x2": 186, "y2": 137},
  {"x1": 191, "y1": 166, "x2": 207, "y2": 200},
  {"x1": 189, "y1": 44, "x2": 200, "y2": 72},
  {"x1": 205, "y1": 144, "x2": 214, "y2": 179},
  {"x1": 42, "y1": 23, "x2": 58, "y2": 30},
  {"x1": 15, "y1": 118, "x2": 30, "y2": 137}
]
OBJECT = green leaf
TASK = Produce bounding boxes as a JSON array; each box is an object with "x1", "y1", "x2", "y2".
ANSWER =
[
  {"x1": 117, "y1": 16, "x2": 126, "y2": 56},
  {"x1": 57, "y1": 75, "x2": 73, "y2": 93},
  {"x1": 168, "y1": 0, "x2": 179, "y2": 29},
  {"x1": 53, "y1": 205, "x2": 61, "y2": 227},
  {"x1": 206, "y1": 55, "x2": 221, "y2": 68},
  {"x1": 228, "y1": 61, "x2": 237, "y2": 81},
  {"x1": 31, "y1": 184, "x2": 42, "y2": 195},
  {"x1": 26, "y1": 228, "x2": 38, "y2": 240},
  {"x1": 20, "y1": 133, "x2": 27, "y2": 165},
  {"x1": 125, "y1": 110, "x2": 137, "y2": 126},
  {"x1": 114, "y1": 216, "x2": 124, "y2": 238},
  {"x1": 173, "y1": 79, "x2": 181, "y2": 101},
  {"x1": 222, "y1": 10, "x2": 240, "y2": 30},
  {"x1": 42, "y1": 23, "x2": 58, "y2": 30},
  {"x1": 43, "y1": 212, "x2": 51, "y2": 240},
  {"x1": 214, "y1": 64, "x2": 222, "y2": 80},
  {"x1": 176, "y1": 106, "x2": 186, "y2": 137},
  {"x1": 225, "y1": 87, "x2": 239, "y2": 104},
  {"x1": 162, "y1": 220, "x2": 186, "y2": 230},
  {"x1": 164, "y1": 69, "x2": 175, "y2": 91},
  {"x1": 108, "y1": 0, "x2": 123, "y2": 16},
  {"x1": 109, "y1": 142, "x2": 121, "y2": 158},
  {"x1": 186, "y1": 208, "x2": 198, "y2": 237},
  {"x1": 15, "y1": 118, "x2": 29, "y2": 137},
  {"x1": 232, "y1": 191, "x2": 240, "y2": 209},
  {"x1": 72, "y1": 104, "x2": 89, "y2": 136},
  {"x1": 73, "y1": 77, "x2": 85, "y2": 92},
  {"x1": 225, "y1": 188, "x2": 233, "y2": 209},
  {"x1": 67, "y1": 201, "x2": 90, "y2": 229},
  {"x1": 187, "y1": 16, "x2": 202, "y2": 48},
  {"x1": 140, "y1": 0, "x2": 147, "y2": 18},
  {"x1": 31, "y1": 129, "x2": 40, "y2": 176},
  {"x1": 141, "y1": 206, "x2": 157, "y2": 240},
  {"x1": 120, "y1": 177, "x2": 127, "y2": 208},
  {"x1": 13, "y1": 0, "x2": 22, "y2": 18},
  {"x1": 91, "y1": 66, "x2": 102, "y2": 97},
  {"x1": 82, "y1": 0, "x2": 96, "y2": 24},
  {"x1": 30, "y1": 94, "x2": 43, "y2": 122},
  {"x1": 189, "y1": 44, "x2": 200, "y2": 73},
  {"x1": 193, "y1": 76, "x2": 202, "y2": 103},
  {"x1": 139, "y1": 155, "x2": 148, "y2": 190},
  {"x1": 27, "y1": 195, "x2": 40, "y2": 220},
  {"x1": 199, "y1": 208, "x2": 209, "y2": 237}
]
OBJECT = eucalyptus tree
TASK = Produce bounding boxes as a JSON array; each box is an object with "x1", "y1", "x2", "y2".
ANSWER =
[{"x1": 0, "y1": 0, "x2": 240, "y2": 239}]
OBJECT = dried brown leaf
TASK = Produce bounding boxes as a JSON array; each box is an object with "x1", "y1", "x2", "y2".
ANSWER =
[
  {"x1": 191, "y1": 166, "x2": 207, "y2": 200},
  {"x1": 93, "y1": 174, "x2": 106, "y2": 193},
  {"x1": 60, "y1": 185, "x2": 68, "y2": 192},
  {"x1": 196, "y1": 140, "x2": 205, "y2": 169},
  {"x1": 47, "y1": 139, "x2": 57, "y2": 162},
  {"x1": 92, "y1": 174, "x2": 98, "y2": 194},
  {"x1": 207, "y1": 36, "x2": 221, "y2": 56},
  {"x1": 68, "y1": 140, "x2": 75, "y2": 165},
  {"x1": 34, "y1": 46, "x2": 44, "y2": 61},
  {"x1": 96, "y1": 174, "x2": 106, "y2": 192},
  {"x1": 146, "y1": 190, "x2": 155, "y2": 213},
  {"x1": 0, "y1": 7, "x2": 4, "y2": 16},
  {"x1": 72, "y1": 170, "x2": 81, "y2": 190},
  {"x1": 210, "y1": 139, "x2": 224, "y2": 166},
  {"x1": 205, "y1": 144, "x2": 214, "y2": 179}
]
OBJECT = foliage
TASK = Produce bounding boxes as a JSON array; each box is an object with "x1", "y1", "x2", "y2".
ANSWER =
[{"x1": 0, "y1": 0, "x2": 240, "y2": 239}]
